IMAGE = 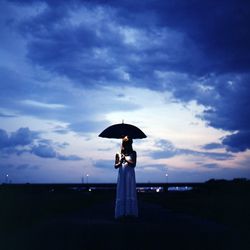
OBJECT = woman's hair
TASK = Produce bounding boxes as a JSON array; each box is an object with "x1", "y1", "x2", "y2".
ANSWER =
[{"x1": 121, "y1": 136, "x2": 133, "y2": 155}]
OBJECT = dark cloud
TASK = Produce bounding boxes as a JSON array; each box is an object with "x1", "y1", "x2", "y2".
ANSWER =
[
  {"x1": 151, "y1": 139, "x2": 177, "y2": 159},
  {"x1": 222, "y1": 131, "x2": 250, "y2": 153},
  {"x1": 2, "y1": 0, "x2": 250, "y2": 154},
  {"x1": 151, "y1": 139, "x2": 233, "y2": 161},
  {"x1": 30, "y1": 142, "x2": 83, "y2": 161},
  {"x1": 160, "y1": 74, "x2": 250, "y2": 153},
  {"x1": 0, "y1": 112, "x2": 16, "y2": 118},
  {"x1": 0, "y1": 127, "x2": 39, "y2": 148},
  {"x1": 202, "y1": 143, "x2": 225, "y2": 150},
  {"x1": 56, "y1": 142, "x2": 70, "y2": 149},
  {"x1": 0, "y1": 129, "x2": 9, "y2": 148},
  {"x1": 3, "y1": 0, "x2": 250, "y2": 79},
  {"x1": 57, "y1": 154, "x2": 82, "y2": 161},
  {"x1": 10, "y1": 127, "x2": 39, "y2": 146},
  {"x1": 0, "y1": 127, "x2": 82, "y2": 161},
  {"x1": 105, "y1": 0, "x2": 250, "y2": 74},
  {"x1": 16, "y1": 164, "x2": 40, "y2": 170},
  {"x1": 53, "y1": 128, "x2": 69, "y2": 135},
  {"x1": 0, "y1": 68, "x2": 37, "y2": 109},
  {"x1": 179, "y1": 149, "x2": 233, "y2": 161},
  {"x1": 200, "y1": 76, "x2": 250, "y2": 152},
  {"x1": 200, "y1": 163, "x2": 219, "y2": 169},
  {"x1": 31, "y1": 142, "x2": 83, "y2": 160},
  {"x1": 31, "y1": 144, "x2": 57, "y2": 158},
  {"x1": 3, "y1": 0, "x2": 198, "y2": 88},
  {"x1": 97, "y1": 147, "x2": 113, "y2": 152},
  {"x1": 0, "y1": 127, "x2": 39, "y2": 157},
  {"x1": 201, "y1": 77, "x2": 250, "y2": 131}
]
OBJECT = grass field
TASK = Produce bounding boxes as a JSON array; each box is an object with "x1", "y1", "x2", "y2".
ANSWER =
[
  {"x1": 141, "y1": 180, "x2": 250, "y2": 233},
  {"x1": 1, "y1": 180, "x2": 249, "y2": 250}
]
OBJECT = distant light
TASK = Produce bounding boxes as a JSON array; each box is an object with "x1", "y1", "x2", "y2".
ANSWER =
[
  {"x1": 168, "y1": 186, "x2": 193, "y2": 192},
  {"x1": 88, "y1": 188, "x2": 92, "y2": 192}
]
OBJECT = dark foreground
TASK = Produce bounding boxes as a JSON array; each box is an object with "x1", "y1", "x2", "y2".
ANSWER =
[{"x1": 1, "y1": 182, "x2": 250, "y2": 250}]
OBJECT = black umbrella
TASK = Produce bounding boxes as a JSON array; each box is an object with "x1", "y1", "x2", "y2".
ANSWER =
[{"x1": 99, "y1": 122, "x2": 147, "y2": 139}]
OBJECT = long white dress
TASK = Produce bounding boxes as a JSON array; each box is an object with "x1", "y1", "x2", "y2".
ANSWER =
[{"x1": 115, "y1": 152, "x2": 138, "y2": 218}]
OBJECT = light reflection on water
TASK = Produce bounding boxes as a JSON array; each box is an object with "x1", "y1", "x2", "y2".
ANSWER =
[
  {"x1": 66, "y1": 185, "x2": 194, "y2": 193},
  {"x1": 168, "y1": 186, "x2": 193, "y2": 192},
  {"x1": 137, "y1": 186, "x2": 193, "y2": 193}
]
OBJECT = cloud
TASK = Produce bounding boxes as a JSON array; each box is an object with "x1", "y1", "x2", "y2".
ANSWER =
[
  {"x1": 200, "y1": 76, "x2": 250, "y2": 152},
  {"x1": 16, "y1": 163, "x2": 40, "y2": 170},
  {"x1": 202, "y1": 143, "x2": 224, "y2": 150},
  {"x1": 137, "y1": 164, "x2": 167, "y2": 172},
  {"x1": 57, "y1": 154, "x2": 82, "y2": 161},
  {"x1": 150, "y1": 139, "x2": 233, "y2": 161},
  {"x1": 158, "y1": 74, "x2": 250, "y2": 153},
  {"x1": 10, "y1": 127, "x2": 39, "y2": 146},
  {"x1": 0, "y1": 127, "x2": 39, "y2": 148},
  {"x1": 200, "y1": 163, "x2": 219, "y2": 169},
  {"x1": 3, "y1": 0, "x2": 250, "y2": 81},
  {"x1": 108, "y1": 0, "x2": 250, "y2": 74},
  {"x1": 0, "y1": 127, "x2": 83, "y2": 161},
  {"x1": 179, "y1": 149, "x2": 233, "y2": 161},
  {"x1": 0, "y1": 129, "x2": 9, "y2": 148},
  {"x1": 222, "y1": 131, "x2": 250, "y2": 153},
  {"x1": 5, "y1": 0, "x2": 200, "y2": 89},
  {"x1": 31, "y1": 144, "x2": 57, "y2": 158},
  {"x1": 30, "y1": 142, "x2": 83, "y2": 161},
  {"x1": 53, "y1": 126, "x2": 69, "y2": 135},
  {"x1": 94, "y1": 160, "x2": 114, "y2": 169},
  {"x1": 152, "y1": 140, "x2": 177, "y2": 158},
  {"x1": 0, "y1": 112, "x2": 16, "y2": 118},
  {"x1": 1, "y1": 0, "x2": 250, "y2": 155}
]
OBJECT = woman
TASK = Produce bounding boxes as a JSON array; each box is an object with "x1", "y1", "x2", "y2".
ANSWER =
[{"x1": 114, "y1": 135, "x2": 138, "y2": 219}]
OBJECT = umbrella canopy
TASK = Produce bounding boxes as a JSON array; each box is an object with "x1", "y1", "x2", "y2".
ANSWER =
[{"x1": 99, "y1": 123, "x2": 147, "y2": 139}]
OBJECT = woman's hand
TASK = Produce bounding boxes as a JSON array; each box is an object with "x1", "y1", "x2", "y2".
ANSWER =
[
  {"x1": 120, "y1": 154, "x2": 125, "y2": 162},
  {"x1": 114, "y1": 153, "x2": 122, "y2": 169}
]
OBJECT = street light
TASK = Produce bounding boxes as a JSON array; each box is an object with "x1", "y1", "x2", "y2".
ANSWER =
[
  {"x1": 165, "y1": 172, "x2": 169, "y2": 192},
  {"x1": 5, "y1": 174, "x2": 9, "y2": 183},
  {"x1": 165, "y1": 173, "x2": 168, "y2": 183}
]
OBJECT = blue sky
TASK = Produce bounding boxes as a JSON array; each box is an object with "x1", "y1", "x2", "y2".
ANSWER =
[{"x1": 1, "y1": 0, "x2": 250, "y2": 183}]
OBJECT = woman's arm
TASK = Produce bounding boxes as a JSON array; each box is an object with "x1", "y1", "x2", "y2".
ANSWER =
[{"x1": 125, "y1": 151, "x2": 137, "y2": 167}]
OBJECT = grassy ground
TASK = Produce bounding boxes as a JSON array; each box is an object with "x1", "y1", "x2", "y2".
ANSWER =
[
  {"x1": 141, "y1": 181, "x2": 250, "y2": 233},
  {"x1": 0, "y1": 181, "x2": 249, "y2": 250},
  {"x1": 0, "y1": 186, "x2": 114, "y2": 232},
  {"x1": 1, "y1": 182, "x2": 249, "y2": 232}
]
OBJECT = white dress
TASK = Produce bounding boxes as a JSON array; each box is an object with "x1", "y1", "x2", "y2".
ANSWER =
[{"x1": 115, "y1": 152, "x2": 138, "y2": 218}]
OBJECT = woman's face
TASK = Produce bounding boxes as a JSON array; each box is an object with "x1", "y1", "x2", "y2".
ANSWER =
[
  {"x1": 122, "y1": 136, "x2": 132, "y2": 149},
  {"x1": 123, "y1": 136, "x2": 129, "y2": 142}
]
